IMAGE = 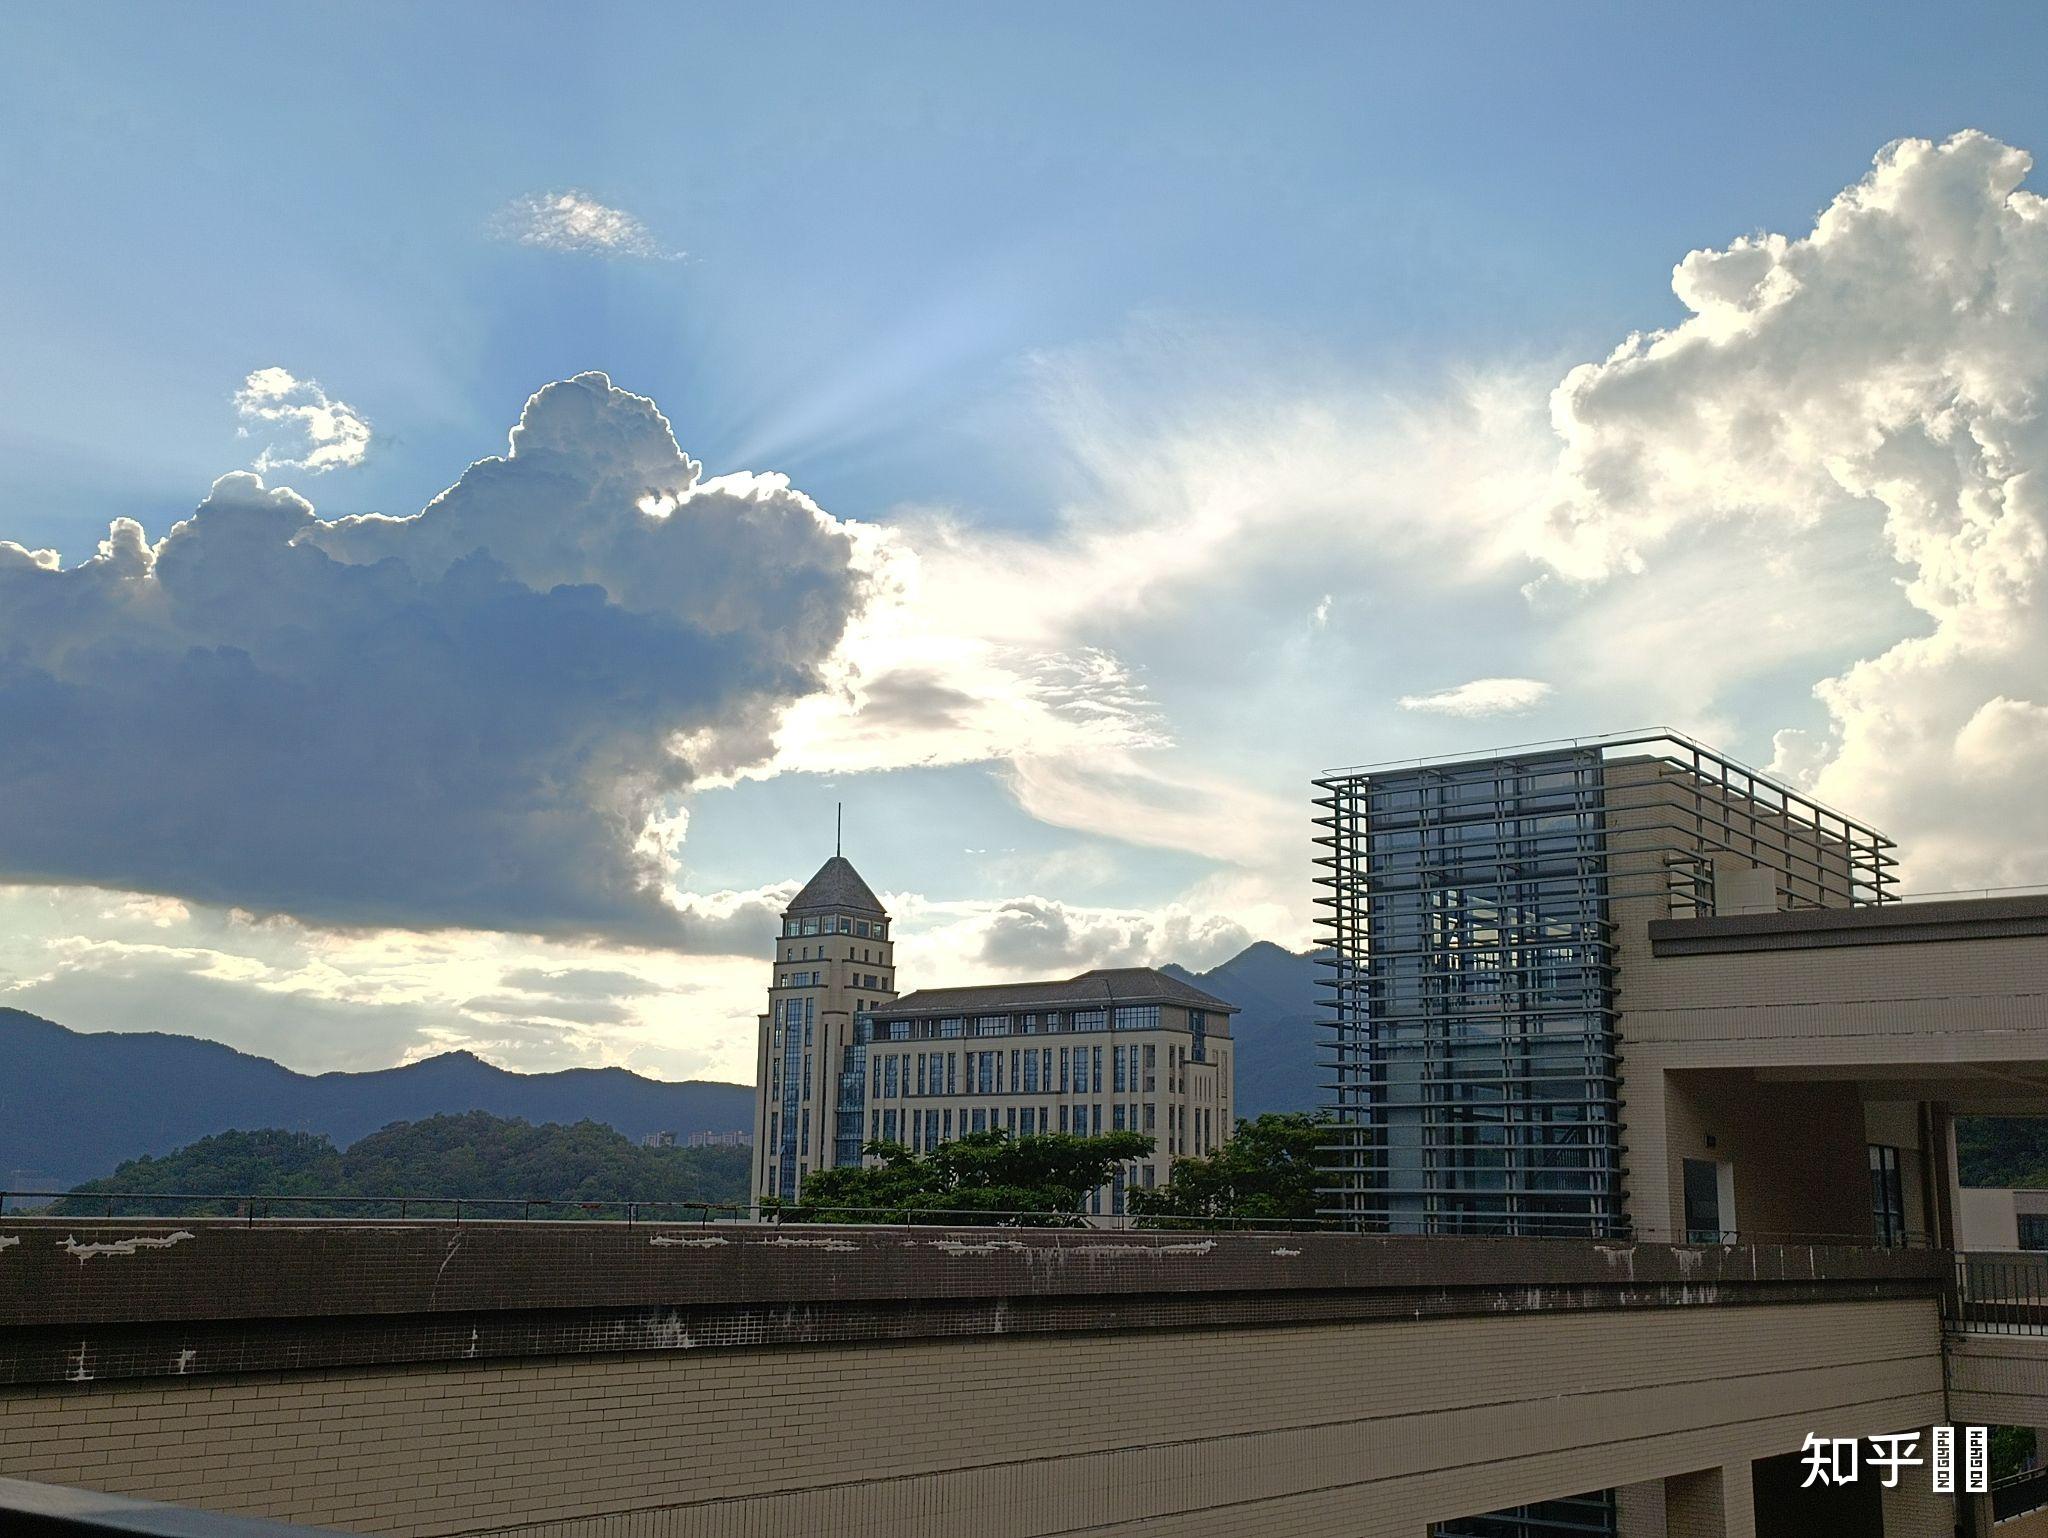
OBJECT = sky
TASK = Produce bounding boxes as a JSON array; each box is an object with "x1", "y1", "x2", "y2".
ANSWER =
[{"x1": 5, "y1": 4, "x2": 2048, "y2": 1084}]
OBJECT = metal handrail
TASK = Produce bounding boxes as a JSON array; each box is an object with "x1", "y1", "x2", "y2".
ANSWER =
[
  {"x1": 1992, "y1": 1463, "x2": 2048, "y2": 1522},
  {"x1": 1949, "y1": 1251, "x2": 2048, "y2": 1335},
  {"x1": 0, "y1": 1190, "x2": 1949, "y2": 1243}
]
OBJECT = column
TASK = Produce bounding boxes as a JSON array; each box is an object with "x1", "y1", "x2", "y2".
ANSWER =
[
  {"x1": 1664, "y1": 1464, "x2": 1754, "y2": 1538},
  {"x1": 1615, "y1": 1476, "x2": 1669, "y2": 1538},
  {"x1": 1880, "y1": 1477, "x2": 1957, "y2": 1538},
  {"x1": 1624, "y1": 1064, "x2": 1675, "y2": 1242},
  {"x1": 1925, "y1": 1100, "x2": 1961, "y2": 1253}
]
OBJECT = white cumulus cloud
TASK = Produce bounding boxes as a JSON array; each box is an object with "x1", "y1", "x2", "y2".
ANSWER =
[
  {"x1": 233, "y1": 367, "x2": 371, "y2": 474},
  {"x1": 1398, "y1": 677, "x2": 1553, "y2": 718},
  {"x1": 491, "y1": 190, "x2": 675, "y2": 259},
  {"x1": 1534, "y1": 130, "x2": 2048, "y2": 889}
]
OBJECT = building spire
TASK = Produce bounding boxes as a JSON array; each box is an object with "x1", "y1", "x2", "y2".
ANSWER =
[{"x1": 836, "y1": 801, "x2": 842, "y2": 857}]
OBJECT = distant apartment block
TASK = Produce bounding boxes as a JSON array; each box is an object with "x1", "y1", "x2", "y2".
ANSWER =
[
  {"x1": 641, "y1": 1130, "x2": 747, "y2": 1149},
  {"x1": 751, "y1": 854, "x2": 1236, "y2": 1210},
  {"x1": 686, "y1": 1130, "x2": 751, "y2": 1149}
]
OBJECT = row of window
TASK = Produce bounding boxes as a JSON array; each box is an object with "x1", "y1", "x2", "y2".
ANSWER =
[
  {"x1": 782, "y1": 941, "x2": 889, "y2": 965},
  {"x1": 775, "y1": 969, "x2": 890, "y2": 991},
  {"x1": 783, "y1": 914, "x2": 888, "y2": 939},
  {"x1": 873, "y1": 1100, "x2": 1156, "y2": 1145},
  {"x1": 861, "y1": 1004, "x2": 1191, "y2": 1043},
  {"x1": 864, "y1": 1095, "x2": 1220, "y2": 1159},
  {"x1": 868, "y1": 1044, "x2": 1170, "y2": 1099}
]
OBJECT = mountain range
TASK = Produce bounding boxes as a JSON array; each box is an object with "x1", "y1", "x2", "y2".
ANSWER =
[
  {"x1": 0, "y1": 1008, "x2": 752, "y2": 1193},
  {"x1": 3, "y1": 940, "x2": 1328, "y2": 1193},
  {"x1": 1163, "y1": 941, "x2": 1328, "y2": 1118}
]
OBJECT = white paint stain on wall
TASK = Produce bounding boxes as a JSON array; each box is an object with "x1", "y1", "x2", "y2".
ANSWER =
[
  {"x1": 1070, "y1": 1239, "x2": 1217, "y2": 1259},
  {"x1": 58, "y1": 1230, "x2": 196, "y2": 1261}
]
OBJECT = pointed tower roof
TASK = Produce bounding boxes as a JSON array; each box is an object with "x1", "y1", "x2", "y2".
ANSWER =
[{"x1": 786, "y1": 855, "x2": 886, "y2": 916}]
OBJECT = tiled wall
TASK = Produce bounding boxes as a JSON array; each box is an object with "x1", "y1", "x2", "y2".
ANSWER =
[{"x1": 0, "y1": 1297, "x2": 1944, "y2": 1538}]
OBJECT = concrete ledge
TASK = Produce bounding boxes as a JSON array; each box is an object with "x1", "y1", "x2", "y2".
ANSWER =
[
  {"x1": 0, "y1": 1220, "x2": 1945, "y2": 1388},
  {"x1": 0, "y1": 1218, "x2": 1945, "y2": 1325},
  {"x1": 1649, "y1": 894, "x2": 2048, "y2": 955}
]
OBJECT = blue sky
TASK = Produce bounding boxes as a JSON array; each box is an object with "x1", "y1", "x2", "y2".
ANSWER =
[{"x1": 5, "y1": 5, "x2": 2048, "y2": 1079}]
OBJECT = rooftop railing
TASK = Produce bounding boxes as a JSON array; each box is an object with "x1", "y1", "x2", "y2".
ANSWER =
[
  {"x1": 1949, "y1": 1252, "x2": 2048, "y2": 1335},
  {"x1": 0, "y1": 1191, "x2": 1941, "y2": 1246},
  {"x1": 1994, "y1": 1464, "x2": 2048, "y2": 1523}
]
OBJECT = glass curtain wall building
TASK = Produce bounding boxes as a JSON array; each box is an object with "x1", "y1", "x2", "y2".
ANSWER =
[
  {"x1": 1312, "y1": 733, "x2": 1895, "y2": 1538},
  {"x1": 1316, "y1": 743, "x2": 1624, "y2": 1237},
  {"x1": 1312, "y1": 732, "x2": 1894, "y2": 1238}
]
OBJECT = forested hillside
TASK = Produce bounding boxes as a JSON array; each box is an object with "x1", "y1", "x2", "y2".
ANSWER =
[
  {"x1": 2, "y1": 1008, "x2": 750, "y2": 1190},
  {"x1": 1959, "y1": 1117, "x2": 2048, "y2": 1188},
  {"x1": 48, "y1": 1111, "x2": 751, "y2": 1216}
]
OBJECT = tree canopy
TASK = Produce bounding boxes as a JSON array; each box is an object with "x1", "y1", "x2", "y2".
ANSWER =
[
  {"x1": 780, "y1": 1129, "x2": 1153, "y2": 1225},
  {"x1": 48, "y1": 1111, "x2": 750, "y2": 1217},
  {"x1": 1128, "y1": 1112, "x2": 1330, "y2": 1227},
  {"x1": 1958, "y1": 1117, "x2": 2048, "y2": 1189}
]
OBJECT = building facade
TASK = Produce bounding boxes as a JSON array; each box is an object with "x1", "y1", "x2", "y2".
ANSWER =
[
  {"x1": 751, "y1": 854, "x2": 1237, "y2": 1213},
  {"x1": 1313, "y1": 733, "x2": 1893, "y2": 1240},
  {"x1": 850, "y1": 970, "x2": 1237, "y2": 1216},
  {"x1": 1310, "y1": 731, "x2": 2017, "y2": 1538},
  {"x1": 749, "y1": 855, "x2": 900, "y2": 1203}
]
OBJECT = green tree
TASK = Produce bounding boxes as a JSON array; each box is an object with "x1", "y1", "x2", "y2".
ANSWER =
[
  {"x1": 783, "y1": 1129, "x2": 1153, "y2": 1225},
  {"x1": 1993, "y1": 1426, "x2": 2039, "y2": 1483},
  {"x1": 1128, "y1": 1112, "x2": 1331, "y2": 1228},
  {"x1": 51, "y1": 1112, "x2": 752, "y2": 1217},
  {"x1": 1958, "y1": 1117, "x2": 2048, "y2": 1188}
]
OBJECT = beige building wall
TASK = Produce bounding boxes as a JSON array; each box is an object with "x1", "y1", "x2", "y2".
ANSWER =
[
  {"x1": 1960, "y1": 1187, "x2": 2023, "y2": 1250},
  {"x1": 751, "y1": 875, "x2": 898, "y2": 1201},
  {"x1": 1958, "y1": 1186, "x2": 2048, "y2": 1251},
  {"x1": 0, "y1": 1298, "x2": 1944, "y2": 1538},
  {"x1": 1616, "y1": 917, "x2": 2048, "y2": 1245},
  {"x1": 858, "y1": 1003, "x2": 1232, "y2": 1207},
  {"x1": 1946, "y1": 1332, "x2": 2048, "y2": 1428},
  {"x1": 1634, "y1": 1069, "x2": 1873, "y2": 1245}
]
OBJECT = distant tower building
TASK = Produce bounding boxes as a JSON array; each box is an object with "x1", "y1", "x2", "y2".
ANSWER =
[{"x1": 751, "y1": 855, "x2": 897, "y2": 1203}]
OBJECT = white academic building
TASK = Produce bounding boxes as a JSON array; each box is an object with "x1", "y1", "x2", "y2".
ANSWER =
[{"x1": 751, "y1": 854, "x2": 1237, "y2": 1214}]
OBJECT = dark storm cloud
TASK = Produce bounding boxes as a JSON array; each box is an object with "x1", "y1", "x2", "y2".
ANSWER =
[{"x1": 0, "y1": 374, "x2": 866, "y2": 944}]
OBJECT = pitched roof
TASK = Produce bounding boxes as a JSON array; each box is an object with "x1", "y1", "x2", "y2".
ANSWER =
[
  {"x1": 785, "y1": 855, "x2": 886, "y2": 916},
  {"x1": 879, "y1": 967, "x2": 1237, "y2": 1019}
]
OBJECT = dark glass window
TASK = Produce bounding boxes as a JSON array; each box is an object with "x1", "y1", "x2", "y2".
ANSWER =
[
  {"x1": 1683, "y1": 1158, "x2": 1724, "y2": 1243},
  {"x1": 1869, "y1": 1144, "x2": 1907, "y2": 1246}
]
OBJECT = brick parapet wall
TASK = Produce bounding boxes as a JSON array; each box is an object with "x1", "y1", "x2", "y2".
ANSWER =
[{"x1": 0, "y1": 1219, "x2": 1944, "y2": 1390}]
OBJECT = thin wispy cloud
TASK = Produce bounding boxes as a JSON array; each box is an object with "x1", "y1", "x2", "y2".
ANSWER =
[
  {"x1": 1398, "y1": 678, "x2": 1554, "y2": 717},
  {"x1": 491, "y1": 189, "x2": 677, "y2": 260},
  {"x1": 233, "y1": 367, "x2": 371, "y2": 474}
]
